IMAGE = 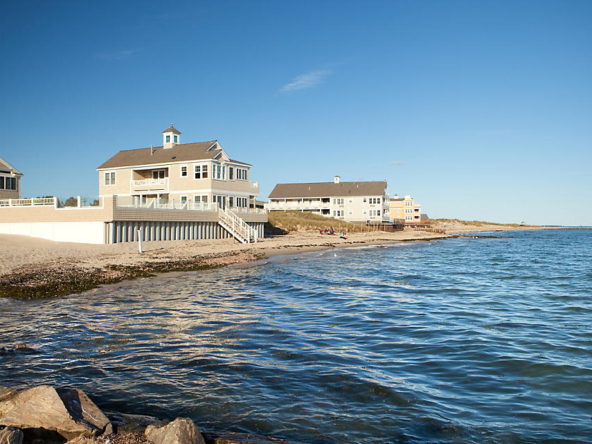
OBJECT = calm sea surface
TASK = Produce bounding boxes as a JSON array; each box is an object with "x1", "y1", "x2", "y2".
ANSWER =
[{"x1": 1, "y1": 230, "x2": 591, "y2": 443}]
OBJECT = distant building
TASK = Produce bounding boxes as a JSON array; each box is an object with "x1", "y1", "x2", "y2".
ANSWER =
[
  {"x1": 0, "y1": 156, "x2": 23, "y2": 199},
  {"x1": 389, "y1": 194, "x2": 421, "y2": 223},
  {"x1": 97, "y1": 125, "x2": 260, "y2": 211},
  {"x1": 267, "y1": 176, "x2": 389, "y2": 223}
]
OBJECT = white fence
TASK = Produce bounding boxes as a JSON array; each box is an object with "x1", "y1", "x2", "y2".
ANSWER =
[
  {"x1": 116, "y1": 196, "x2": 218, "y2": 212},
  {"x1": 0, "y1": 197, "x2": 56, "y2": 207}
]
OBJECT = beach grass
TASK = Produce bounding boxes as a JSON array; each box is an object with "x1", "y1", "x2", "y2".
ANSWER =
[{"x1": 267, "y1": 211, "x2": 373, "y2": 233}]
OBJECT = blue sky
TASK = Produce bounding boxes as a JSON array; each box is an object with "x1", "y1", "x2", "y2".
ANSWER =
[{"x1": 1, "y1": 0, "x2": 591, "y2": 225}]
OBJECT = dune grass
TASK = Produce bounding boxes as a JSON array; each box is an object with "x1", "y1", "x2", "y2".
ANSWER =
[{"x1": 267, "y1": 211, "x2": 376, "y2": 233}]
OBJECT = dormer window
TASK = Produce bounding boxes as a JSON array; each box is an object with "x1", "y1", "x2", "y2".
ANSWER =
[
  {"x1": 174, "y1": 135, "x2": 178, "y2": 143},
  {"x1": 166, "y1": 135, "x2": 171, "y2": 143}
]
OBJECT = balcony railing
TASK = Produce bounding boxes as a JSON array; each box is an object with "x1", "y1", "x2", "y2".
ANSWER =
[
  {"x1": 132, "y1": 178, "x2": 168, "y2": 189},
  {"x1": 117, "y1": 196, "x2": 218, "y2": 212}
]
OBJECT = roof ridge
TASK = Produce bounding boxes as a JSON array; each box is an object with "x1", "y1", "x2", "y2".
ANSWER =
[{"x1": 116, "y1": 140, "x2": 219, "y2": 153}]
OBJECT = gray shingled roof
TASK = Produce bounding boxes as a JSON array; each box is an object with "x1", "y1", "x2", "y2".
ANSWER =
[
  {"x1": 162, "y1": 125, "x2": 181, "y2": 134},
  {"x1": 269, "y1": 181, "x2": 387, "y2": 199},
  {"x1": 97, "y1": 142, "x2": 252, "y2": 169},
  {"x1": 0, "y1": 156, "x2": 23, "y2": 175}
]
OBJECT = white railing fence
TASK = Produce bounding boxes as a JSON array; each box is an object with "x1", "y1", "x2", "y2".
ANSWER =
[{"x1": 0, "y1": 197, "x2": 56, "y2": 207}]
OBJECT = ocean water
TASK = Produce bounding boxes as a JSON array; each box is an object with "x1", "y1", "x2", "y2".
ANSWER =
[{"x1": 1, "y1": 229, "x2": 591, "y2": 443}]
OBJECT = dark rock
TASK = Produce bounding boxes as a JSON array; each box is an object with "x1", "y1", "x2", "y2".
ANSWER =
[
  {"x1": 145, "y1": 417, "x2": 205, "y2": 444},
  {"x1": 105, "y1": 411, "x2": 161, "y2": 434},
  {"x1": 0, "y1": 426, "x2": 24, "y2": 444}
]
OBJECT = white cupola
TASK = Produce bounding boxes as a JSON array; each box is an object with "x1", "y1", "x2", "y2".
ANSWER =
[
  {"x1": 162, "y1": 124, "x2": 181, "y2": 149},
  {"x1": 334, "y1": 175, "x2": 341, "y2": 184}
]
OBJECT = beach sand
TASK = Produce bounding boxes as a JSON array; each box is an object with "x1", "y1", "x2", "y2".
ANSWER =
[{"x1": 0, "y1": 230, "x2": 445, "y2": 276}]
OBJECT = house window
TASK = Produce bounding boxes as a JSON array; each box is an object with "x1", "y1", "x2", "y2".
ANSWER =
[
  {"x1": 166, "y1": 135, "x2": 171, "y2": 143},
  {"x1": 405, "y1": 215, "x2": 413, "y2": 221},
  {"x1": 104, "y1": 171, "x2": 116, "y2": 186},
  {"x1": 333, "y1": 198, "x2": 344, "y2": 205},
  {"x1": 405, "y1": 201, "x2": 412, "y2": 207},
  {"x1": 152, "y1": 170, "x2": 165, "y2": 179},
  {"x1": 235, "y1": 168, "x2": 247, "y2": 180},
  {"x1": 369, "y1": 197, "x2": 381, "y2": 205},
  {"x1": 229, "y1": 196, "x2": 234, "y2": 207},
  {"x1": 237, "y1": 197, "x2": 248, "y2": 207},
  {"x1": 180, "y1": 195, "x2": 188, "y2": 204},
  {"x1": 363, "y1": 198, "x2": 367, "y2": 203},
  {"x1": 194, "y1": 165, "x2": 208, "y2": 179},
  {"x1": 174, "y1": 135, "x2": 178, "y2": 143},
  {"x1": 1, "y1": 177, "x2": 16, "y2": 190},
  {"x1": 194, "y1": 195, "x2": 208, "y2": 205},
  {"x1": 181, "y1": 166, "x2": 188, "y2": 177},
  {"x1": 405, "y1": 208, "x2": 413, "y2": 214},
  {"x1": 229, "y1": 167, "x2": 234, "y2": 180}
]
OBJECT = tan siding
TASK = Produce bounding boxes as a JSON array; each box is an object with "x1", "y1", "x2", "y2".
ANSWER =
[{"x1": 0, "y1": 189, "x2": 20, "y2": 199}]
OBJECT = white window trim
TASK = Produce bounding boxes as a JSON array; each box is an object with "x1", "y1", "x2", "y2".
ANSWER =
[
  {"x1": 194, "y1": 163, "x2": 209, "y2": 180},
  {"x1": 180, "y1": 165, "x2": 188, "y2": 178},
  {"x1": 104, "y1": 171, "x2": 116, "y2": 186}
]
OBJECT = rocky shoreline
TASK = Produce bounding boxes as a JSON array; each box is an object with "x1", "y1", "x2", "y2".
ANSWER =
[
  {"x1": 0, "y1": 384, "x2": 296, "y2": 444},
  {"x1": 0, "y1": 251, "x2": 261, "y2": 300}
]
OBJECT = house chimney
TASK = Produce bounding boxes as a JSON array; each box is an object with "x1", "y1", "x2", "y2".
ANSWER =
[
  {"x1": 334, "y1": 175, "x2": 341, "y2": 184},
  {"x1": 150, "y1": 145, "x2": 154, "y2": 155}
]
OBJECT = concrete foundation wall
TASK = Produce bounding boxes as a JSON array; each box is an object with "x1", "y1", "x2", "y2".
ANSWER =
[{"x1": 0, "y1": 221, "x2": 105, "y2": 244}]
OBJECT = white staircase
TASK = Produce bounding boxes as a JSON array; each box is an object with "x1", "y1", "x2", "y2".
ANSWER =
[{"x1": 218, "y1": 208, "x2": 257, "y2": 244}]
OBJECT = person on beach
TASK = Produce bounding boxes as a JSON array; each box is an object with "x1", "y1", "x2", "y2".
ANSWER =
[{"x1": 340, "y1": 232, "x2": 347, "y2": 240}]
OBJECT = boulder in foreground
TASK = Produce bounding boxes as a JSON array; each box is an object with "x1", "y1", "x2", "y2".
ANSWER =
[
  {"x1": 145, "y1": 417, "x2": 205, "y2": 444},
  {"x1": 0, "y1": 385, "x2": 112, "y2": 441}
]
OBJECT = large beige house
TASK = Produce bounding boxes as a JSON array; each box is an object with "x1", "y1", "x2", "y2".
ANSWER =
[
  {"x1": 267, "y1": 176, "x2": 389, "y2": 223},
  {"x1": 0, "y1": 156, "x2": 23, "y2": 199},
  {"x1": 97, "y1": 125, "x2": 260, "y2": 210},
  {"x1": 0, "y1": 126, "x2": 266, "y2": 244},
  {"x1": 389, "y1": 194, "x2": 422, "y2": 223}
]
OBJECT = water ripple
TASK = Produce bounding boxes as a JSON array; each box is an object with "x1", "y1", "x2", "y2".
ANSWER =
[{"x1": 1, "y1": 230, "x2": 591, "y2": 443}]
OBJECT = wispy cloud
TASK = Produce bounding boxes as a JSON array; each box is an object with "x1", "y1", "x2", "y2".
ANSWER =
[
  {"x1": 95, "y1": 49, "x2": 139, "y2": 60},
  {"x1": 390, "y1": 161, "x2": 405, "y2": 166},
  {"x1": 278, "y1": 69, "x2": 331, "y2": 94}
]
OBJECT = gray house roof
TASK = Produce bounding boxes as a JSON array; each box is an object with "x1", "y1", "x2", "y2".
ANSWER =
[
  {"x1": 269, "y1": 181, "x2": 387, "y2": 199},
  {"x1": 0, "y1": 156, "x2": 23, "y2": 175},
  {"x1": 97, "y1": 141, "x2": 252, "y2": 170}
]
